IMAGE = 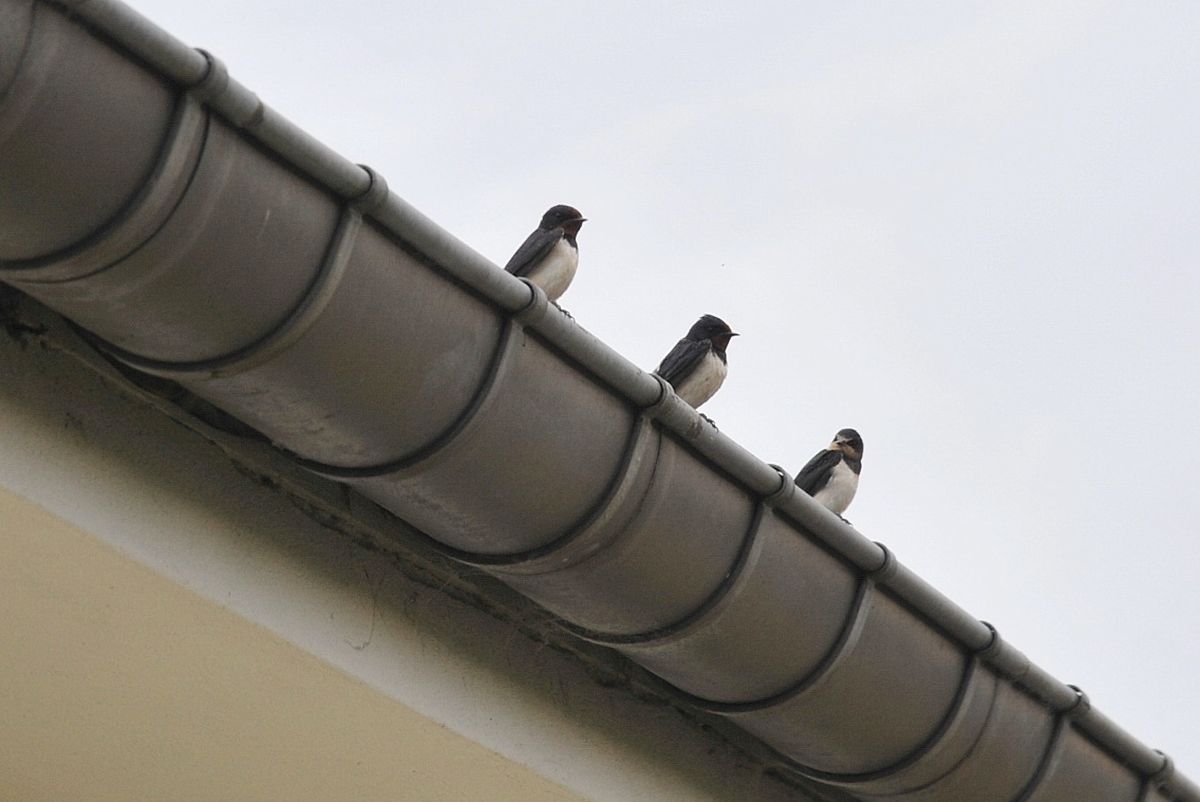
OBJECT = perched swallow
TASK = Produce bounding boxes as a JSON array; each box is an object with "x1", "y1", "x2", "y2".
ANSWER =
[
  {"x1": 795, "y1": 428, "x2": 863, "y2": 516},
  {"x1": 504, "y1": 204, "x2": 586, "y2": 302},
  {"x1": 654, "y1": 314, "x2": 738, "y2": 409}
]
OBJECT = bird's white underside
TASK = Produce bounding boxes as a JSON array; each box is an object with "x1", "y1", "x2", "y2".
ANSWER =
[
  {"x1": 673, "y1": 350, "x2": 727, "y2": 409},
  {"x1": 525, "y1": 239, "x2": 578, "y2": 302},
  {"x1": 813, "y1": 459, "x2": 859, "y2": 515}
]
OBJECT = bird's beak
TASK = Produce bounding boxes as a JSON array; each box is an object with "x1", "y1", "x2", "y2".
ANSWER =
[{"x1": 730, "y1": 332, "x2": 740, "y2": 337}]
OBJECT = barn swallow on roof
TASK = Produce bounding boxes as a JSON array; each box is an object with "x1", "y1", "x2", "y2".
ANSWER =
[
  {"x1": 654, "y1": 315, "x2": 738, "y2": 416},
  {"x1": 504, "y1": 205, "x2": 586, "y2": 304},
  {"x1": 795, "y1": 428, "x2": 863, "y2": 517}
]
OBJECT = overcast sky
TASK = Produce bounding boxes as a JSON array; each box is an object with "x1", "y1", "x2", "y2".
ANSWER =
[{"x1": 133, "y1": 0, "x2": 1200, "y2": 772}]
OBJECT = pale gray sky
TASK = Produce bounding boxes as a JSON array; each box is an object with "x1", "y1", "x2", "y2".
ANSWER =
[{"x1": 134, "y1": 0, "x2": 1200, "y2": 771}]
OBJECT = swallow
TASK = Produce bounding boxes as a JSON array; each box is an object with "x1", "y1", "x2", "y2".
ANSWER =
[
  {"x1": 504, "y1": 204, "x2": 586, "y2": 303},
  {"x1": 654, "y1": 314, "x2": 738, "y2": 411},
  {"x1": 795, "y1": 428, "x2": 863, "y2": 516}
]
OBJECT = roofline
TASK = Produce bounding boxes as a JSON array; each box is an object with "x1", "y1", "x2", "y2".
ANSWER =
[{"x1": 2, "y1": 1, "x2": 1194, "y2": 798}]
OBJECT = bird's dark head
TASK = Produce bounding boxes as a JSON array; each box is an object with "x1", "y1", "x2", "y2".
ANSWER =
[
  {"x1": 831, "y1": 428, "x2": 863, "y2": 459},
  {"x1": 687, "y1": 314, "x2": 738, "y2": 353},
  {"x1": 540, "y1": 204, "x2": 586, "y2": 236}
]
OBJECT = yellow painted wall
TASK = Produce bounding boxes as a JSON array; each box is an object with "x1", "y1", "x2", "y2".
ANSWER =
[{"x1": 0, "y1": 487, "x2": 589, "y2": 802}]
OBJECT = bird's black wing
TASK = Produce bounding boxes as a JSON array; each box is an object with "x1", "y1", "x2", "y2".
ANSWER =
[
  {"x1": 654, "y1": 338, "x2": 709, "y2": 387},
  {"x1": 794, "y1": 449, "x2": 840, "y2": 495},
  {"x1": 504, "y1": 228, "x2": 563, "y2": 276}
]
